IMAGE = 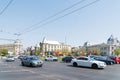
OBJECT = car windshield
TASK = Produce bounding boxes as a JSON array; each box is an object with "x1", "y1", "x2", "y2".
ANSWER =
[
  {"x1": 90, "y1": 58, "x2": 95, "y2": 61},
  {"x1": 30, "y1": 57, "x2": 39, "y2": 60},
  {"x1": 7, "y1": 56, "x2": 14, "y2": 58},
  {"x1": 94, "y1": 56, "x2": 106, "y2": 60}
]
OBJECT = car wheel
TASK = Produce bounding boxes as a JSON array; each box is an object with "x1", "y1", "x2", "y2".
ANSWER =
[
  {"x1": 66, "y1": 60, "x2": 68, "y2": 63},
  {"x1": 92, "y1": 64, "x2": 98, "y2": 69},
  {"x1": 39, "y1": 65, "x2": 43, "y2": 67},
  {"x1": 73, "y1": 62, "x2": 78, "y2": 67},
  {"x1": 30, "y1": 63, "x2": 33, "y2": 67},
  {"x1": 21, "y1": 62, "x2": 24, "y2": 66},
  {"x1": 109, "y1": 62, "x2": 113, "y2": 65}
]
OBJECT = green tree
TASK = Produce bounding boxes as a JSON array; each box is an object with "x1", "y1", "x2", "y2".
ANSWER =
[
  {"x1": 0, "y1": 49, "x2": 8, "y2": 56},
  {"x1": 89, "y1": 47, "x2": 100, "y2": 55},
  {"x1": 114, "y1": 49, "x2": 120, "y2": 56},
  {"x1": 36, "y1": 47, "x2": 41, "y2": 55},
  {"x1": 62, "y1": 47, "x2": 69, "y2": 56}
]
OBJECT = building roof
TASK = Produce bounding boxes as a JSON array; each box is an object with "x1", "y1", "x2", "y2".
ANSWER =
[
  {"x1": 107, "y1": 35, "x2": 114, "y2": 42},
  {"x1": 83, "y1": 41, "x2": 90, "y2": 47},
  {"x1": 107, "y1": 35, "x2": 120, "y2": 45},
  {"x1": 44, "y1": 40, "x2": 60, "y2": 45},
  {"x1": 42, "y1": 37, "x2": 60, "y2": 45}
]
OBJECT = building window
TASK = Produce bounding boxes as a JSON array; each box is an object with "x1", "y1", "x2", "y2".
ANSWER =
[
  {"x1": 100, "y1": 48, "x2": 103, "y2": 50},
  {"x1": 112, "y1": 47, "x2": 114, "y2": 50},
  {"x1": 104, "y1": 47, "x2": 107, "y2": 50}
]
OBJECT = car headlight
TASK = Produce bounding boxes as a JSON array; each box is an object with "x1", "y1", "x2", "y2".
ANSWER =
[
  {"x1": 99, "y1": 63, "x2": 104, "y2": 65},
  {"x1": 32, "y1": 62, "x2": 37, "y2": 64}
]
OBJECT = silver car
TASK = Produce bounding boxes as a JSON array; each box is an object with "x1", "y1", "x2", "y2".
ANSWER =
[
  {"x1": 21, "y1": 56, "x2": 43, "y2": 67},
  {"x1": 6, "y1": 55, "x2": 15, "y2": 62}
]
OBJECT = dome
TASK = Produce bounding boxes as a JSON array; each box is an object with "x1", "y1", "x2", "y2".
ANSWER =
[
  {"x1": 83, "y1": 41, "x2": 90, "y2": 47},
  {"x1": 107, "y1": 35, "x2": 119, "y2": 45},
  {"x1": 107, "y1": 35, "x2": 114, "y2": 42}
]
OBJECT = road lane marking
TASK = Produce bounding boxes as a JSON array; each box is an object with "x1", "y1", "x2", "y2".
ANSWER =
[{"x1": 0, "y1": 69, "x2": 35, "y2": 73}]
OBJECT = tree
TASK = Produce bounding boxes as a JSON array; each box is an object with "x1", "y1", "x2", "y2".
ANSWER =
[
  {"x1": 114, "y1": 49, "x2": 120, "y2": 56},
  {"x1": 0, "y1": 49, "x2": 8, "y2": 56},
  {"x1": 89, "y1": 47, "x2": 100, "y2": 55},
  {"x1": 36, "y1": 47, "x2": 41, "y2": 55}
]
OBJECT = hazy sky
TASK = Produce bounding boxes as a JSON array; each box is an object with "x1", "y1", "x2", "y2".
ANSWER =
[{"x1": 0, "y1": 0, "x2": 120, "y2": 48}]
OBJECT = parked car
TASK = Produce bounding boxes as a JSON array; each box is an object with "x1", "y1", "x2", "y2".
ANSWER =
[
  {"x1": 21, "y1": 56, "x2": 43, "y2": 67},
  {"x1": 71, "y1": 56, "x2": 106, "y2": 69},
  {"x1": 62, "y1": 56, "x2": 74, "y2": 63},
  {"x1": 114, "y1": 57, "x2": 120, "y2": 64},
  {"x1": 89, "y1": 55, "x2": 97, "y2": 58},
  {"x1": 93, "y1": 56, "x2": 115, "y2": 65},
  {"x1": 18, "y1": 55, "x2": 26, "y2": 60},
  {"x1": 6, "y1": 55, "x2": 15, "y2": 62},
  {"x1": 45, "y1": 55, "x2": 58, "y2": 61},
  {"x1": 109, "y1": 56, "x2": 120, "y2": 64}
]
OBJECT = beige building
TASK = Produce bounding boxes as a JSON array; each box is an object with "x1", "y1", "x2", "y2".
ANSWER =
[
  {"x1": 0, "y1": 39, "x2": 23, "y2": 55},
  {"x1": 83, "y1": 35, "x2": 120, "y2": 56},
  {"x1": 40, "y1": 37, "x2": 71, "y2": 56}
]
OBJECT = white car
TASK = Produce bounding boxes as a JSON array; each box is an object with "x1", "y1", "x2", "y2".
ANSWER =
[
  {"x1": 45, "y1": 55, "x2": 58, "y2": 61},
  {"x1": 71, "y1": 56, "x2": 106, "y2": 69},
  {"x1": 6, "y1": 55, "x2": 15, "y2": 62}
]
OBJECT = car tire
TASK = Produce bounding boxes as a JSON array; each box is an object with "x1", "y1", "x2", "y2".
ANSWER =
[
  {"x1": 66, "y1": 60, "x2": 68, "y2": 63},
  {"x1": 92, "y1": 64, "x2": 98, "y2": 69},
  {"x1": 73, "y1": 62, "x2": 78, "y2": 67},
  {"x1": 30, "y1": 63, "x2": 33, "y2": 67},
  {"x1": 39, "y1": 65, "x2": 43, "y2": 67},
  {"x1": 109, "y1": 62, "x2": 113, "y2": 65},
  {"x1": 53, "y1": 59, "x2": 58, "y2": 61},
  {"x1": 21, "y1": 62, "x2": 24, "y2": 66}
]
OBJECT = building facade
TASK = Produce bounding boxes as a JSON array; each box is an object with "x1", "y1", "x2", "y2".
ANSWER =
[
  {"x1": 40, "y1": 37, "x2": 71, "y2": 56},
  {"x1": 83, "y1": 35, "x2": 120, "y2": 56},
  {"x1": 0, "y1": 39, "x2": 23, "y2": 55}
]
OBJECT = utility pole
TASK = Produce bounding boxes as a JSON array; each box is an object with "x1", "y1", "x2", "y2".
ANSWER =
[
  {"x1": 65, "y1": 36, "x2": 67, "y2": 45},
  {"x1": 0, "y1": 31, "x2": 22, "y2": 55},
  {"x1": 14, "y1": 33, "x2": 21, "y2": 55}
]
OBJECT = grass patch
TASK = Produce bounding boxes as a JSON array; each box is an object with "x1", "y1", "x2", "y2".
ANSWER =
[{"x1": 39, "y1": 57, "x2": 45, "y2": 61}]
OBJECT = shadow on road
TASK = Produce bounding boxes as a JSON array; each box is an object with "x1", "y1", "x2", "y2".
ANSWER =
[{"x1": 67, "y1": 65, "x2": 104, "y2": 70}]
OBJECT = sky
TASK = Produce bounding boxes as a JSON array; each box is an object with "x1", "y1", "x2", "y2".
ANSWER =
[{"x1": 0, "y1": 0, "x2": 120, "y2": 49}]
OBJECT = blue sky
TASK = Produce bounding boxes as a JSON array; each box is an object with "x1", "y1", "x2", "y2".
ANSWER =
[{"x1": 0, "y1": 0, "x2": 120, "y2": 48}]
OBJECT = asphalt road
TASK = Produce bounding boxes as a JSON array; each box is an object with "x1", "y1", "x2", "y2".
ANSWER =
[{"x1": 0, "y1": 59, "x2": 120, "y2": 80}]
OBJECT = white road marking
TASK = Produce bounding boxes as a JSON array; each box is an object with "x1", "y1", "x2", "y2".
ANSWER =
[{"x1": 0, "y1": 69, "x2": 35, "y2": 73}]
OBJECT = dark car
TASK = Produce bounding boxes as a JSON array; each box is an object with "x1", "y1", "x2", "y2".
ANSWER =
[
  {"x1": 21, "y1": 56, "x2": 43, "y2": 67},
  {"x1": 94, "y1": 56, "x2": 115, "y2": 65},
  {"x1": 62, "y1": 56, "x2": 74, "y2": 63},
  {"x1": 109, "y1": 56, "x2": 120, "y2": 64},
  {"x1": 18, "y1": 55, "x2": 26, "y2": 60}
]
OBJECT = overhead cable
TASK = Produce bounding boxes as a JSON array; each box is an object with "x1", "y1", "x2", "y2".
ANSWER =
[
  {"x1": 0, "y1": 0, "x2": 14, "y2": 15},
  {"x1": 21, "y1": 0, "x2": 100, "y2": 35},
  {"x1": 20, "y1": 0, "x2": 86, "y2": 33}
]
